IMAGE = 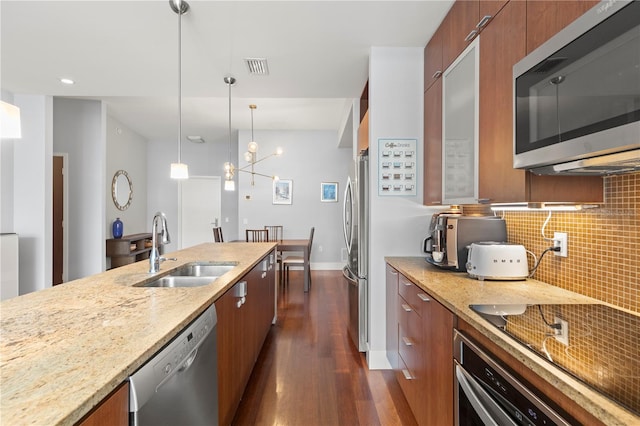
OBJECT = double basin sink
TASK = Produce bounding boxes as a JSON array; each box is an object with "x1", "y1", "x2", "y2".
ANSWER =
[{"x1": 139, "y1": 262, "x2": 238, "y2": 288}]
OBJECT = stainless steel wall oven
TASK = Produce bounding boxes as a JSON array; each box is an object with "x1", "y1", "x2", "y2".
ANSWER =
[{"x1": 453, "y1": 330, "x2": 575, "y2": 426}]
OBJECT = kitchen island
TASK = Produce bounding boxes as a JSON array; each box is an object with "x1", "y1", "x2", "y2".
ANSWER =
[
  {"x1": 0, "y1": 242, "x2": 276, "y2": 426},
  {"x1": 386, "y1": 256, "x2": 640, "y2": 426}
]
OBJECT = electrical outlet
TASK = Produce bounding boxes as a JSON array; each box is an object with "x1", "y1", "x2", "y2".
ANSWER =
[
  {"x1": 554, "y1": 317, "x2": 569, "y2": 346},
  {"x1": 554, "y1": 232, "x2": 568, "y2": 257},
  {"x1": 318, "y1": 245, "x2": 323, "y2": 252}
]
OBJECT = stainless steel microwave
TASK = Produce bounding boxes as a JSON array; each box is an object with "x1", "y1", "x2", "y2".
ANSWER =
[{"x1": 513, "y1": 0, "x2": 640, "y2": 176}]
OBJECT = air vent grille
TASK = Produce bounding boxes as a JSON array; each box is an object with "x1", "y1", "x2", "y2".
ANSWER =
[{"x1": 244, "y1": 58, "x2": 269, "y2": 75}]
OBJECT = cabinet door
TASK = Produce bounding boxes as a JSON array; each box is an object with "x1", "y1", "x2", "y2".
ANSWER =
[
  {"x1": 442, "y1": 0, "x2": 480, "y2": 70},
  {"x1": 78, "y1": 382, "x2": 129, "y2": 426},
  {"x1": 526, "y1": 0, "x2": 600, "y2": 53},
  {"x1": 385, "y1": 264, "x2": 399, "y2": 369},
  {"x1": 422, "y1": 296, "x2": 455, "y2": 425},
  {"x1": 423, "y1": 79, "x2": 443, "y2": 205},
  {"x1": 442, "y1": 38, "x2": 480, "y2": 205},
  {"x1": 216, "y1": 281, "x2": 247, "y2": 426},
  {"x1": 478, "y1": 0, "x2": 528, "y2": 203},
  {"x1": 424, "y1": 26, "x2": 444, "y2": 91}
]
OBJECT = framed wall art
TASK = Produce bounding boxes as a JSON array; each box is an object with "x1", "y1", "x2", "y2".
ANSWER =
[
  {"x1": 321, "y1": 182, "x2": 338, "y2": 202},
  {"x1": 273, "y1": 179, "x2": 293, "y2": 205}
]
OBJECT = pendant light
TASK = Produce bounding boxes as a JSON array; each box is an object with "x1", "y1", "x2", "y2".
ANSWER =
[
  {"x1": 169, "y1": 0, "x2": 189, "y2": 179},
  {"x1": 223, "y1": 76, "x2": 236, "y2": 191},
  {"x1": 237, "y1": 104, "x2": 283, "y2": 186}
]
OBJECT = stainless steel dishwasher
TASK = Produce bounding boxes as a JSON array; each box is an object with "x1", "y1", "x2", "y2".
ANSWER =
[{"x1": 129, "y1": 303, "x2": 218, "y2": 426}]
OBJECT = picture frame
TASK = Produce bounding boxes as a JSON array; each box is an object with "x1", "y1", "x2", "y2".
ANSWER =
[
  {"x1": 273, "y1": 179, "x2": 293, "y2": 205},
  {"x1": 321, "y1": 182, "x2": 338, "y2": 202}
]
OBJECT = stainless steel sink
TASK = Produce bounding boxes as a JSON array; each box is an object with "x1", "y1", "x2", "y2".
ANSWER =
[
  {"x1": 137, "y1": 262, "x2": 238, "y2": 288},
  {"x1": 169, "y1": 262, "x2": 237, "y2": 277},
  {"x1": 139, "y1": 276, "x2": 218, "y2": 288}
]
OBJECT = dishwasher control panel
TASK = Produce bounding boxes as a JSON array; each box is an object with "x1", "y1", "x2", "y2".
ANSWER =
[{"x1": 153, "y1": 305, "x2": 216, "y2": 384}]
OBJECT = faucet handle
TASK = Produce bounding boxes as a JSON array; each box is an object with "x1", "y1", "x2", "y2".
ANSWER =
[{"x1": 159, "y1": 257, "x2": 177, "y2": 263}]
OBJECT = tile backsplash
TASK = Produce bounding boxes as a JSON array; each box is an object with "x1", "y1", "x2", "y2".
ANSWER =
[{"x1": 503, "y1": 172, "x2": 639, "y2": 313}]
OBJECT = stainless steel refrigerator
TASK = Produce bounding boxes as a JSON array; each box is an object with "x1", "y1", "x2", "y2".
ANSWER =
[{"x1": 342, "y1": 151, "x2": 368, "y2": 352}]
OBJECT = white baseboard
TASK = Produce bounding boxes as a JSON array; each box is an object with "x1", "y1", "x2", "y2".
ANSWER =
[
  {"x1": 366, "y1": 349, "x2": 392, "y2": 370},
  {"x1": 309, "y1": 262, "x2": 343, "y2": 271}
]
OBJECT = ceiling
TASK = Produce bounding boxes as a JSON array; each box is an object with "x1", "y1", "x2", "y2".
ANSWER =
[{"x1": 1, "y1": 1, "x2": 453, "y2": 144}]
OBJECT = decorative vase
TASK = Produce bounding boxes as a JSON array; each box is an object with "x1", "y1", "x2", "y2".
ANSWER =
[{"x1": 112, "y1": 218, "x2": 123, "y2": 239}]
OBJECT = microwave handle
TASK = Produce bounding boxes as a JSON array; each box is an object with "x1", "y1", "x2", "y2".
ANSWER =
[{"x1": 455, "y1": 364, "x2": 517, "y2": 426}]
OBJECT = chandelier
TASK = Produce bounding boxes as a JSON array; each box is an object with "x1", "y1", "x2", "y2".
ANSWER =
[{"x1": 236, "y1": 104, "x2": 282, "y2": 186}]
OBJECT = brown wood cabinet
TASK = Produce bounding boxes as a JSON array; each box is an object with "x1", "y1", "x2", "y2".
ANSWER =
[
  {"x1": 423, "y1": 0, "x2": 604, "y2": 205},
  {"x1": 423, "y1": 79, "x2": 443, "y2": 205},
  {"x1": 106, "y1": 233, "x2": 157, "y2": 269},
  {"x1": 216, "y1": 250, "x2": 275, "y2": 426},
  {"x1": 388, "y1": 267, "x2": 455, "y2": 425},
  {"x1": 385, "y1": 264, "x2": 399, "y2": 370},
  {"x1": 76, "y1": 382, "x2": 129, "y2": 426},
  {"x1": 526, "y1": 0, "x2": 600, "y2": 54}
]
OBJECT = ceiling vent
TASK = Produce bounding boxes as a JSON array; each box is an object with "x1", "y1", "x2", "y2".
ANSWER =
[{"x1": 244, "y1": 58, "x2": 269, "y2": 75}]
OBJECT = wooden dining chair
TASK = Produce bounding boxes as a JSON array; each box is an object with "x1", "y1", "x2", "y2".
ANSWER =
[
  {"x1": 282, "y1": 227, "x2": 314, "y2": 287},
  {"x1": 212, "y1": 227, "x2": 224, "y2": 243},
  {"x1": 246, "y1": 229, "x2": 269, "y2": 242},
  {"x1": 263, "y1": 225, "x2": 283, "y2": 242},
  {"x1": 264, "y1": 225, "x2": 284, "y2": 284}
]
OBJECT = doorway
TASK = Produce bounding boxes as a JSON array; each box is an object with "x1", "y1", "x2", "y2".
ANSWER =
[
  {"x1": 180, "y1": 176, "x2": 222, "y2": 249},
  {"x1": 52, "y1": 154, "x2": 68, "y2": 285}
]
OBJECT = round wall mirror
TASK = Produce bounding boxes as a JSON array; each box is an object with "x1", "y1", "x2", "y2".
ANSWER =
[{"x1": 112, "y1": 170, "x2": 132, "y2": 211}]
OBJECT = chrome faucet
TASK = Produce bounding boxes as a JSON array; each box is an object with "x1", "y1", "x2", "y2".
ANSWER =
[{"x1": 149, "y1": 211, "x2": 174, "y2": 273}]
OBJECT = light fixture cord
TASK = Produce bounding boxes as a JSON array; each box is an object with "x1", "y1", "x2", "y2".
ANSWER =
[
  {"x1": 228, "y1": 79, "x2": 232, "y2": 163},
  {"x1": 177, "y1": 0, "x2": 183, "y2": 164}
]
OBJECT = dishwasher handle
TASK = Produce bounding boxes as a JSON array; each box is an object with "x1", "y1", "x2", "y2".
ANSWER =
[{"x1": 455, "y1": 363, "x2": 517, "y2": 426}]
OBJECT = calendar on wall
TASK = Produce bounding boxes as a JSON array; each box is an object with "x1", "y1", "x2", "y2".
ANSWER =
[{"x1": 377, "y1": 138, "x2": 417, "y2": 196}]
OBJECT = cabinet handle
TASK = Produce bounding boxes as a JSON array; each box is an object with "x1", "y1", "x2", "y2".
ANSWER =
[
  {"x1": 261, "y1": 272, "x2": 266, "y2": 278},
  {"x1": 417, "y1": 293, "x2": 431, "y2": 302},
  {"x1": 402, "y1": 280, "x2": 412, "y2": 287},
  {"x1": 401, "y1": 303, "x2": 413, "y2": 312},
  {"x1": 402, "y1": 336, "x2": 414, "y2": 346},
  {"x1": 464, "y1": 29, "x2": 478, "y2": 42},
  {"x1": 431, "y1": 70, "x2": 442, "y2": 79},
  {"x1": 476, "y1": 15, "x2": 492, "y2": 29},
  {"x1": 402, "y1": 369, "x2": 414, "y2": 380}
]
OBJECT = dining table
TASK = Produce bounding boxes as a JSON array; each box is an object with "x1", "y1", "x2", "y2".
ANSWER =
[{"x1": 277, "y1": 239, "x2": 311, "y2": 292}]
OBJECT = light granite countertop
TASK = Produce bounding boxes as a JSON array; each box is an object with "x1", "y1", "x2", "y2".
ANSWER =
[
  {"x1": 0, "y1": 242, "x2": 276, "y2": 426},
  {"x1": 385, "y1": 256, "x2": 640, "y2": 426}
]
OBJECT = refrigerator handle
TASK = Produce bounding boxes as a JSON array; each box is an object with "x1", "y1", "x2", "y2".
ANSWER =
[{"x1": 342, "y1": 177, "x2": 353, "y2": 254}]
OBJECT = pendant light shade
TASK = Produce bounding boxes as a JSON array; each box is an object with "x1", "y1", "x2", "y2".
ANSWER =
[
  {"x1": 0, "y1": 101, "x2": 22, "y2": 139},
  {"x1": 170, "y1": 0, "x2": 189, "y2": 179}
]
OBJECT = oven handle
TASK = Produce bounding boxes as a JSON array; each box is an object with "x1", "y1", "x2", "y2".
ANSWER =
[{"x1": 455, "y1": 363, "x2": 517, "y2": 426}]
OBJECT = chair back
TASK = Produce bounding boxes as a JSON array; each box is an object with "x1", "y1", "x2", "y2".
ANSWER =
[
  {"x1": 246, "y1": 229, "x2": 269, "y2": 242},
  {"x1": 307, "y1": 227, "x2": 315, "y2": 254},
  {"x1": 264, "y1": 225, "x2": 283, "y2": 242},
  {"x1": 212, "y1": 227, "x2": 224, "y2": 243}
]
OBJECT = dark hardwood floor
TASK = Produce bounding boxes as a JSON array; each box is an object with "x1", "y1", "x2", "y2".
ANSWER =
[{"x1": 232, "y1": 270, "x2": 417, "y2": 426}]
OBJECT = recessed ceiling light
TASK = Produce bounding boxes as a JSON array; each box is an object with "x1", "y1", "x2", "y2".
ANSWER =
[
  {"x1": 59, "y1": 78, "x2": 75, "y2": 85},
  {"x1": 187, "y1": 136, "x2": 205, "y2": 143}
]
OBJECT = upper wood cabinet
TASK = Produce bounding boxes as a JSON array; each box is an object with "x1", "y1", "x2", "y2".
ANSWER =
[
  {"x1": 424, "y1": 27, "x2": 443, "y2": 91},
  {"x1": 423, "y1": 79, "x2": 443, "y2": 205},
  {"x1": 526, "y1": 0, "x2": 600, "y2": 53},
  {"x1": 423, "y1": 0, "x2": 604, "y2": 205},
  {"x1": 440, "y1": 0, "x2": 509, "y2": 72}
]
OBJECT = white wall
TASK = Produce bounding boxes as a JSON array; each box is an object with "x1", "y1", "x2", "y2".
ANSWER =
[
  {"x1": 146, "y1": 131, "x2": 239, "y2": 249},
  {"x1": 367, "y1": 47, "x2": 443, "y2": 368},
  {"x1": 1, "y1": 91, "x2": 17, "y2": 233},
  {"x1": 237, "y1": 129, "x2": 352, "y2": 267},
  {"x1": 105, "y1": 116, "x2": 148, "y2": 238},
  {"x1": 53, "y1": 98, "x2": 106, "y2": 280},
  {"x1": 13, "y1": 95, "x2": 53, "y2": 294}
]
